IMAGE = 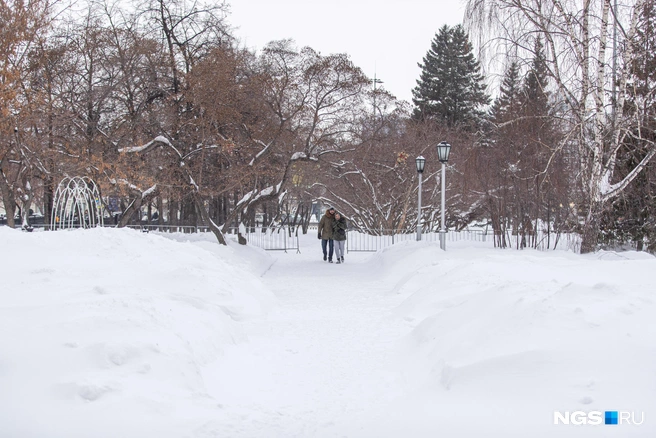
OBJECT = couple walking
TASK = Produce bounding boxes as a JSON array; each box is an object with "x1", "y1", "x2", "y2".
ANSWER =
[{"x1": 317, "y1": 207, "x2": 347, "y2": 264}]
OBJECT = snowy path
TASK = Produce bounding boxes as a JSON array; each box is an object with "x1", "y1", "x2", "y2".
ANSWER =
[
  {"x1": 3, "y1": 230, "x2": 656, "y2": 438},
  {"x1": 202, "y1": 249, "x2": 414, "y2": 437}
]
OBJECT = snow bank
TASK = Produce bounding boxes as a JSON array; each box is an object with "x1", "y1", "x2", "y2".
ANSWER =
[
  {"x1": 0, "y1": 227, "x2": 274, "y2": 438},
  {"x1": 367, "y1": 243, "x2": 656, "y2": 437},
  {"x1": 160, "y1": 230, "x2": 276, "y2": 277}
]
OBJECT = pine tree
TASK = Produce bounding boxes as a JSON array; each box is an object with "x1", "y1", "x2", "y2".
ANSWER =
[
  {"x1": 484, "y1": 61, "x2": 524, "y2": 245},
  {"x1": 523, "y1": 37, "x2": 550, "y2": 123},
  {"x1": 484, "y1": 43, "x2": 567, "y2": 249},
  {"x1": 520, "y1": 37, "x2": 566, "y2": 249},
  {"x1": 491, "y1": 61, "x2": 522, "y2": 123},
  {"x1": 520, "y1": 37, "x2": 554, "y2": 158},
  {"x1": 412, "y1": 24, "x2": 489, "y2": 128}
]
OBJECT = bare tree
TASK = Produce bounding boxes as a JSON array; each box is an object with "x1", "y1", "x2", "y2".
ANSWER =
[
  {"x1": 0, "y1": 0, "x2": 53, "y2": 228},
  {"x1": 215, "y1": 41, "x2": 371, "y2": 236},
  {"x1": 465, "y1": 0, "x2": 656, "y2": 252}
]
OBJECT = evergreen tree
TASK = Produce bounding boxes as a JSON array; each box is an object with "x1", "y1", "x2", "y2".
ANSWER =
[
  {"x1": 484, "y1": 61, "x2": 524, "y2": 245},
  {"x1": 412, "y1": 24, "x2": 489, "y2": 128},
  {"x1": 491, "y1": 61, "x2": 522, "y2": 123},
  {"x1": 520, "y1": 36, "x2": 554, "y2": 157},
  {"x1": 522, "y1": 37, "x2": 550, "y2": 122},
  {"x1": 520, "y1": 37, "x2": 567, "y2": 249},
  {"x1": 482, "y1": 42, "x2": 567, "y2": 249}
]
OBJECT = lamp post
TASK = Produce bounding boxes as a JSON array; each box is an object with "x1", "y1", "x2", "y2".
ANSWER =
[
  {"x1": 415, "y1": 155, "x2": 425, "y2": 241},
  {"x1": 372, "y1": 73, "x2": 383, "y2": 120},
  {"x1": 436, "y1": 141, "x2": 451, "y2": 250}
]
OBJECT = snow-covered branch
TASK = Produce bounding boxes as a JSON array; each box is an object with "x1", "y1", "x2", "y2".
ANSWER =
[
  {"x1": 248, "y1": 140, "x2": 273, "y2": 166},
  {"x1": 118, "y1": 136, "x2": 181, "y2": 158}
]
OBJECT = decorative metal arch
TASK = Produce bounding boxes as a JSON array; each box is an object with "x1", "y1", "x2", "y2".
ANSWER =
[{"x1": 51, "y1": 177, "x2": 104, "y2": 230}]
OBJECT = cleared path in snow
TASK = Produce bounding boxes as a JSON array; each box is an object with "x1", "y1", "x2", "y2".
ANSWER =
[{"x1": 201, "y1": 247, "x2": 415, "y2": 437}]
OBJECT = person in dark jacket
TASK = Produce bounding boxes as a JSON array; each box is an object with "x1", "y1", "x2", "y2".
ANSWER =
[
  {"x1": 318, "y1": 207, "x2": 336, "y2": 262},
  {"x1": 332, "y1": 212, "x2": 347, "y2": 264}
]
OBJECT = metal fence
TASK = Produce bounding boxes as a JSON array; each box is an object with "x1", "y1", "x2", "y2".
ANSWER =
[
  {"x1": 0, "y1": 223, "x2": 214, "y2": 233},
  {"x1": 346, "y1": 229, "x2": 488, "y2": 252},
  {"x1": 8, "y1": 223, "x2": 299, "y2": 252},
  {"x1": 0, "y1": 221, "x2": 587, "y2": 254},
  {"x1": 344, "y1": 229, "x2": 585, "y2": 252},
  {"x1": 234, "y1": 227, "x2": 301, "y2": 253},
  {"x1": 131, "y1": 224, "x2": 300, "y2": 253},
  {"x1": 123, "y1": 226, "x2": 580, "y2": 253},
  {"x1": 489, "y1": 230, "x2": 582, "y2": 252},
  {"x1": 126, "y1": 224, "x2": 211, "y2": 234}
]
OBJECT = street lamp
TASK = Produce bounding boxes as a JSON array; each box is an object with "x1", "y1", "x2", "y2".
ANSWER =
[
  {"x1": 436, "y1": 141, "x2": 451, "y2": 250},
  {"x1": 415, "y1": 155, "x2": 425, "y2": 241},
  {"x1": 372, "y1": 74, "x2": 383, "y2": 120}
]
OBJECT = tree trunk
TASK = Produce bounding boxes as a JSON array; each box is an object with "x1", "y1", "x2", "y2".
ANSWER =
[
  {"x1": 118, "y1": 197, "x2": 142, "y2": 228},
  {"x1": 263, "y1": 203, "x2": 269, "y2": 232},
  {"x1": 170, "y1": 197, "x2": 179, "y2": 227},
  {"x1": 157, "y1": 196, "x2": 164, "y2": 230},
  {"x1": 19, "y1": 175, "x2": 33, "y2": 231},
  {"x1": 118, "y1": 189, "x2": 159, "y2": 228},
  {"x1": 43, "y1": 176, "x2": 54, "y2": 230},
  {"x1": 580, "y1": 201, "x2": 603, "y2": 253},
  {"x1": 192, "y1": 192, "x2": 227, "y2": 245},
  {"x1": 302, "y1": 202, "x2": 312, "y2": 234},
  {"x1": 0, "y1": 169, "x2": 17, "y2": 228}
]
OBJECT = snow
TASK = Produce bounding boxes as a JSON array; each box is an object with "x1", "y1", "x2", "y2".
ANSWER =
[
  {"x1": 114, "y1": 178, "x2": 142, "y2": 193},
  {"x1": 248, "y1": 140, "x2": 272, "y2": 166},
  {"x1": 118, "y1": 136, "x2": 171, "y2": 153},
  {"x1": 259, "y1": 186, "x2": 274, "y2": 197},
  {"x1": 236, "y1": 190, "x2": 253, "y2": 206},
  {"x1": 236, "y1": 182, "x2": 284, "y2": 209},
  {"x1": 141, "y1": 184, "x2": 157, "y2": 198},
  {"x1": 290, "y1": 151, "x2": 307, "y2": 161},
  {"x1": 189, "y1": 175, "x2": 198, "y2": 190},
  {"x1": 0, "y1": 227, "x2": 274, "y2": 438},
  {"x1": 1, "y1": 229, "x2": 655, "y2": 437},
  {"x1": 363, "y1": 241, "x2": 656, "y2": 437}
]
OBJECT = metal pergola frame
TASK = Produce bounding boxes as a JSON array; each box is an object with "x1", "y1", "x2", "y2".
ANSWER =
[{"x1": 51, "y1": 177, "x2": 104, "y2": 230}]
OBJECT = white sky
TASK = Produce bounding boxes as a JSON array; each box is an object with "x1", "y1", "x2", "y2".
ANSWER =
[{"x1": 228, "y1": 0, "x2": 467, "y2": 103}]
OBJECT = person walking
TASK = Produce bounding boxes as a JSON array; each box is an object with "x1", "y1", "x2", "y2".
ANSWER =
[
  {"x1": 318, "y1": 207, "x2": 336, "y2": 262},
  {"x1": 332, "y1": 212, "x2": 347, "y2": 264}
]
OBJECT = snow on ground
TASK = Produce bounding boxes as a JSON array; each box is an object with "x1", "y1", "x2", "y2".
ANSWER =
[
  {"x1": 349, "y1": 241, "x2": 656, "y2": 437},
  {"x1": 0, "y1": 227, "x2": 274, "y2": 438},
  {"x1": 1, "y1": 228, "x2": 655, "y2": 437}
]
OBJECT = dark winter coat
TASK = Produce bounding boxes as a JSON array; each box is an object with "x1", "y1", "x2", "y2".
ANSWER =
[
  {"x1": 318, "y1": 210, "x2": 335, "y2": 240},
  {"x1": 332, "y1": 216, "x2": 347, "y2": 241}
]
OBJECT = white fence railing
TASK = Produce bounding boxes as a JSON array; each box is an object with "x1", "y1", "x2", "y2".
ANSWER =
[
  {"x1": 345, "y1": 230, "x2": 488, "y2": 252},
  {"x1": 5, "y1": 222, "x2": 584, "y2": 253},
  {"x1": 345, "y1": 229, "x2": 584, "y2": 252},
  {"x1": 235, "y1": 227, "x2": 300, "y2": 253},
  {"x1": 131, "y1": 225, "x2": 301, "y2": 253},
  {"x1": 488, "y1": 230, "x2": 582, "y2": 252},
  {"x1": 127, "y1": 224, "x2": 211, "y2": 234}
]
